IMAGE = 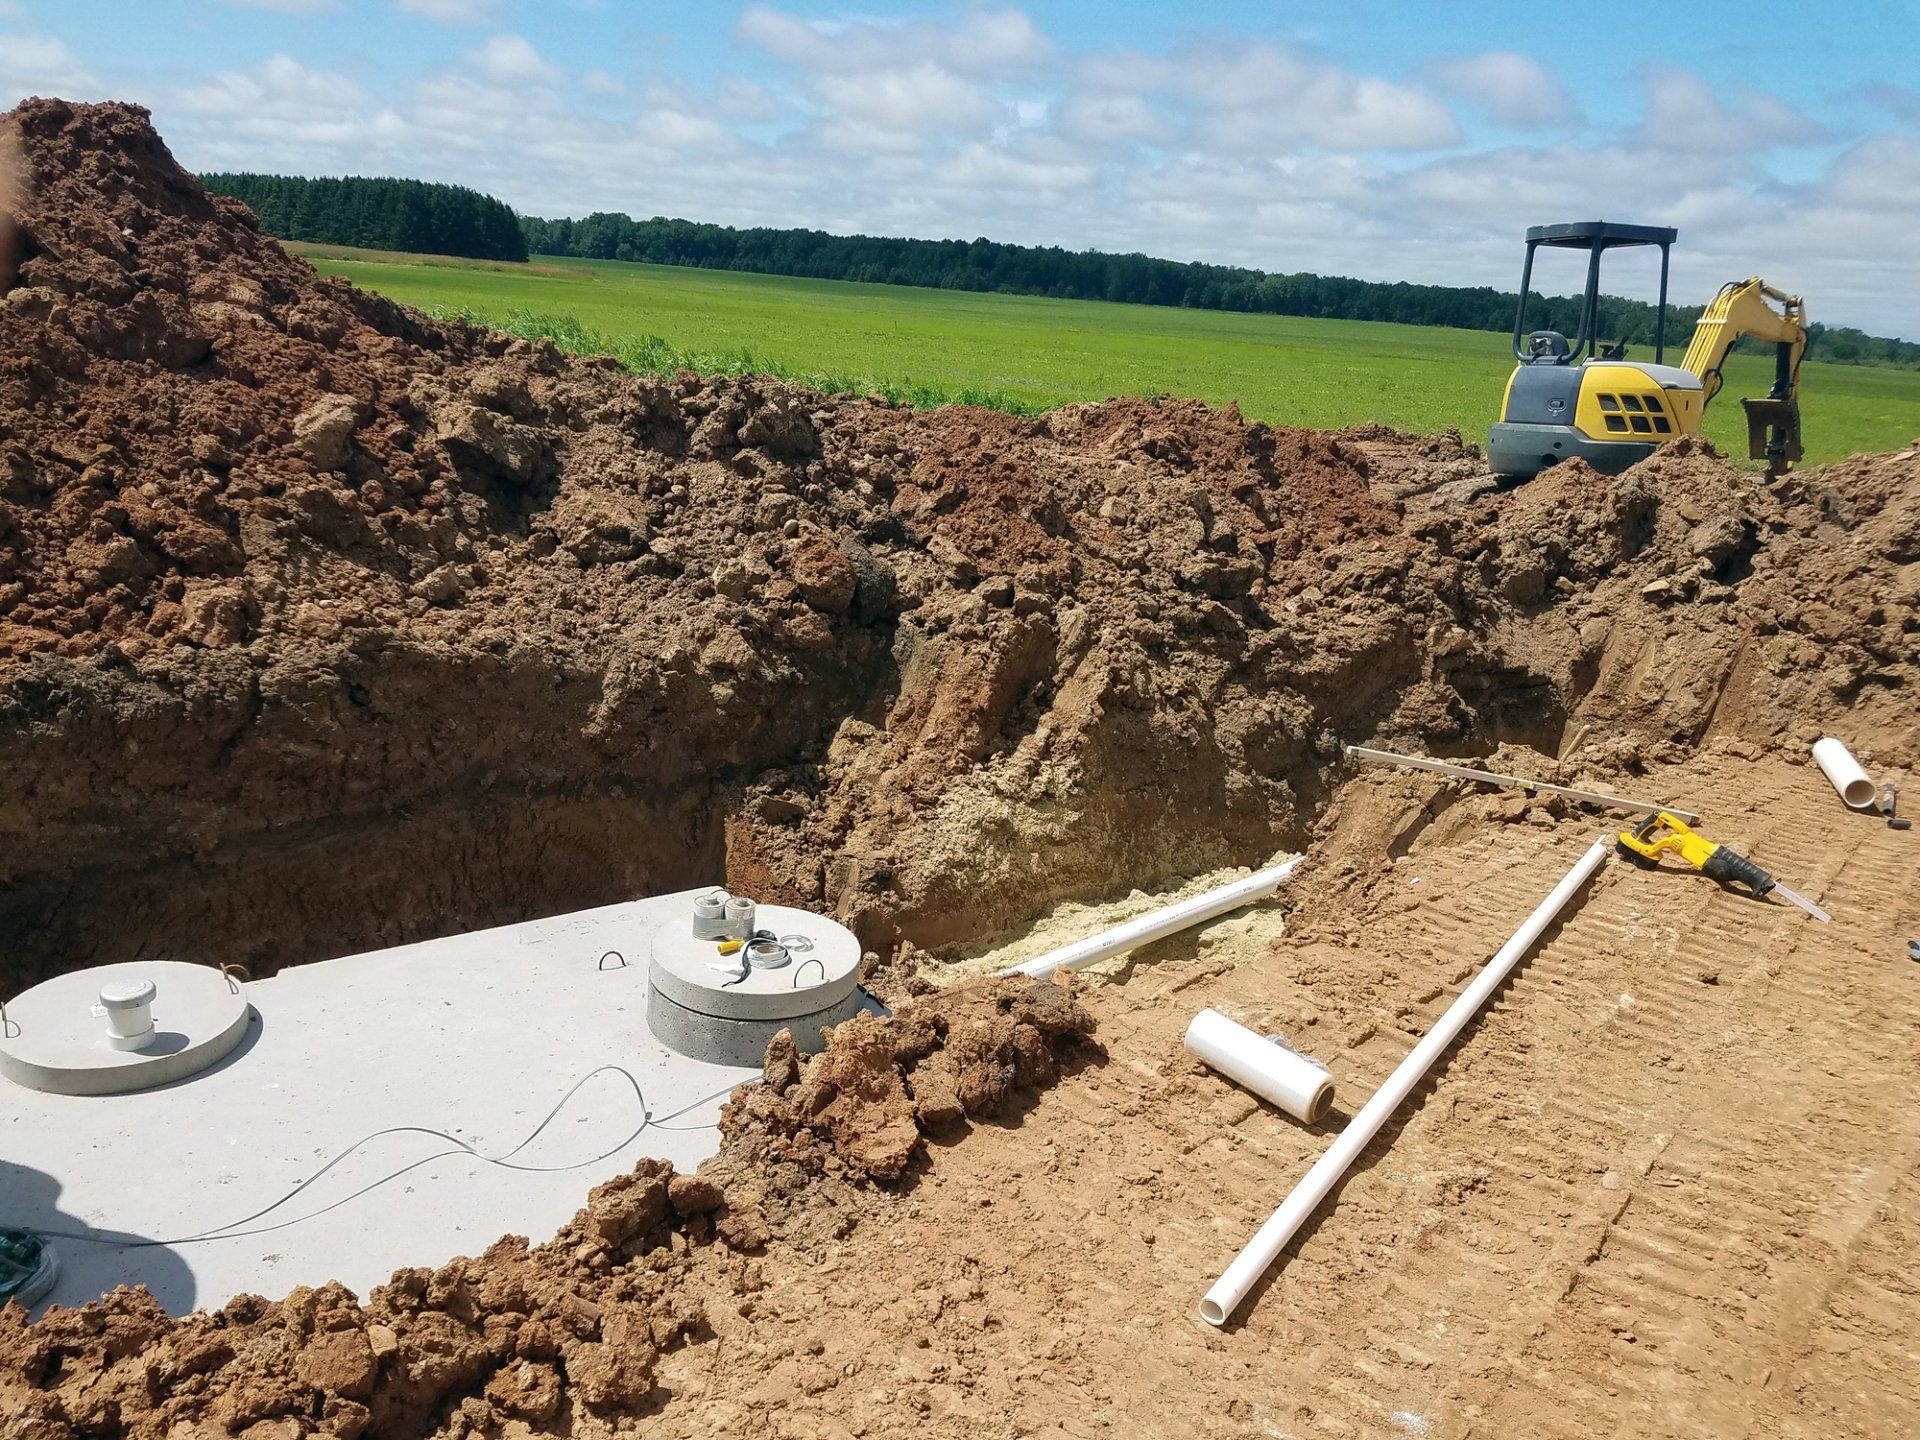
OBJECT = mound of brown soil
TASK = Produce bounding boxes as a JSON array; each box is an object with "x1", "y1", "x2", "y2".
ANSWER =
[{"x1": 1, "y1": 95, "x2": 1915, "y2": 1000}]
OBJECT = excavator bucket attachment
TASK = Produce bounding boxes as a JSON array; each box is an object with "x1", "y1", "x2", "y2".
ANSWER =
[{"x1": 1742, "y1": 395, "x2": 1802, "y2": 477}]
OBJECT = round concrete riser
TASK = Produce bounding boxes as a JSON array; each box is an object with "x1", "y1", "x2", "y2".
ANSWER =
[
  {"x1": 646, "y1": 985, "x2": 865, "y2": 1068},
  {"x1": 645, "y1": 902, "x2": 866, "y2": 1065}
]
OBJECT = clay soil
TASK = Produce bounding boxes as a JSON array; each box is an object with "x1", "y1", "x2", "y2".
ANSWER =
[{"x1": 3, "y1": 99, "x2": 1919, "y2": 1439}]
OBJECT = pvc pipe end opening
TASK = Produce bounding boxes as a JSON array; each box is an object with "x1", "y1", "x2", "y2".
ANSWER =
[
  {"x1": 1305, "y1": 1079, "x2": 1334, "y2": 1125},
  {"x1": 1842, "y1": 779, "x2": 1876, "y2": 810},
  {"x1": 1198, "y1": 1298, "x2": 1227, "y2": 1328}
]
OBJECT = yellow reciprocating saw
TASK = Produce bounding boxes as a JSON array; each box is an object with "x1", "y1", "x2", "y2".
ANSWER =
[{"x1": 1617, "y1": 812, "x2": 1830, "y2": 922}]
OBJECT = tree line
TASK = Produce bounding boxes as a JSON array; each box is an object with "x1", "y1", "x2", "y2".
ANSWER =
[
  {"x1": 196, "y1": 172, "x2": 1916, "y2": 366},
  {"x1": 203, "y1": 173, "x2": 528, "y2": 262},
  {"x1": 520, "y1": 213, "x2": 1917, "y2": 367}
]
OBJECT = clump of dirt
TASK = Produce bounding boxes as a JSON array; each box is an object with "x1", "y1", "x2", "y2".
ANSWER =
[
  {"x1": 1, "y1": 95, "x2": 1915, "y2": 1005},
  {"x1": 724, "y1": 975, "x2": 1097, "y2": 1184},
  {"x1": 0, "y1": 978, "x2": 1093, "y2": 1438}
]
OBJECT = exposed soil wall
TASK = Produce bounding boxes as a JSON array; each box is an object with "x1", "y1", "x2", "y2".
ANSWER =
[{"x1": 2, "y1": 96, "x2": 1916, "y2": 1003}]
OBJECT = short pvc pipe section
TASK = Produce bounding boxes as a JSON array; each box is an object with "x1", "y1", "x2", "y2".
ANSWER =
[
  {"x1": 1003, "y1": 858, "x2": 1304, "y2": 981},
  {"x1": 1812, "y1": 737, "x2": 1876, "y2": 810},
  {"x1": 1185, "y1": 1009, "x2": 1332, "y2": 1124},
  {"x1": 1197, "y1": 836, "x2": 1611, "y2": 1328}
]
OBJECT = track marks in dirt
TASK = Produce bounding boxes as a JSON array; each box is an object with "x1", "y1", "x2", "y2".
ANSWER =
[{"x1": 835, "y1": 758, "x2": 1920, "y2": 1440}]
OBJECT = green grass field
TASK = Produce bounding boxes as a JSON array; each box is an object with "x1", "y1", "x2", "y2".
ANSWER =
[{"x1": 296, "y1": 243, "x2": 1920, "y2": 466}]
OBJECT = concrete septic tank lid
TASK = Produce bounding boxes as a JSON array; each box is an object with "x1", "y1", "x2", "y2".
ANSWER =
[
  {"x1": 1, "y1": 960, "x2": 252, "y2": 1096},
  {"x1": 648, "y1": 903, "x2": 862, "y2": 1022}
]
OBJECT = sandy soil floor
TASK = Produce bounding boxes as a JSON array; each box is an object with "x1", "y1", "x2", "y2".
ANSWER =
[{"x1": 637, "y1": 750, "x2": 1917, "y2": 1439}]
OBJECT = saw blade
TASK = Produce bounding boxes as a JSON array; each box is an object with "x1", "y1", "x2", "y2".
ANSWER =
[{"x1": 1772, "y1": 881, "x2": 1831, "y2": 923}]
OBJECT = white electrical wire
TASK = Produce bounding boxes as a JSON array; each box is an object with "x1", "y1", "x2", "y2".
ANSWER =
[{"x1": 32, "y1": 1065, "x2": 740, "y2": 1249}]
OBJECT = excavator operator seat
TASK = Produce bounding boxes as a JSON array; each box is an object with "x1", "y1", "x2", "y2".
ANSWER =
[{"x1": 1524, "y1": 330, "x2": 1572, "y2": 363}]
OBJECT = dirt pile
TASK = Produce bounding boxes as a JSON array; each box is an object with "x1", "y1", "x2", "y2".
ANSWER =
[
  {"x1": 0, "y1": 977, "x2": 1091, "y2": 1438},
  {"x1": 1, "y1": 96, "x2": 1916, "y2": 1000},
  {"x1": 725, "y1": 974, "x2": 1098, "y2": 1184}
]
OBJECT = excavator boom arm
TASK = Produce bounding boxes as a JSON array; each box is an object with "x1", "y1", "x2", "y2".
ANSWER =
[
  {"x1": 1681, "y1": 278, "x2": 1807, "y2": 406},
  {"x1": 1680, "y1": 277, "x2": 1809, "y2": 475}
]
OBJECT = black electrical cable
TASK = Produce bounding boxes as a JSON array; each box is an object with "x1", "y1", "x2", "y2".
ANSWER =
[{"x1": 32, "y1": 1066, "x2": 741, "y2": 1249}]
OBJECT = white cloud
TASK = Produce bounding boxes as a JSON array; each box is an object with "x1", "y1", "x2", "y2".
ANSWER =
[
  {"x1": 1074, "y1": 42, "x2": 1461, "y2": 154},
  {"x1": 735, "y1": 6, "x2": 1039, "y2": 153},
  {"x1": 1057, "y1": 91, "x2": 1161, "y2": 145},
  {"x1": 1638, "y1": 68, "x2": 1822, "y2": 154},
  {"x1": 0, "y1": 33, "x2": 99, "y2": 102},
  {"x1": 636, "y1": 107, "x2": 737, "y2": 156},
  {"x1": 465, "y1": 34, "x2": 562, "y2": 88},
  {"x1": 580, "y1": 68, "x2": 624, "y2": 99},
  {"x1": 813, "y1": 63, "x2": 1002, "y2": 145},
  {"x1": 223, "y1": 0, "x2": 340, "y2": 15},
  {"x1": 715, "y1": 76, "x2": 781, "y2": 124},
  {"x1": 737, "y1": 6, "x2": 1050, "y2": 78},
  {"x1": 1865, "y1": 83, "x2": 1920, "y2": 126},
  {"x1": 395, "y1": 0, "x2": 497, "y2": 24},
  {"x1": 1431, "y1": 51, "x2": 1578, "y2": 129},
  {"x1": 172, "y1": 55, "x2": 405, "y2": 156}
]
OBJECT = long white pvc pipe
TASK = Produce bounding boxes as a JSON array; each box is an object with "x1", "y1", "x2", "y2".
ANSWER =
[
  {"x1": 1186, "y1": 1008, "x2": 1333, "y2": 1123},
  {"x1": 1812, "y1": 737, "x2": 1876, "y2": 810},
  {"x1": 1003, "y1": 858, "x2": 1304, "y2": 980},
  {"x1": 1197, "y1": 836, "x2": 1611, "y2": 1328}
]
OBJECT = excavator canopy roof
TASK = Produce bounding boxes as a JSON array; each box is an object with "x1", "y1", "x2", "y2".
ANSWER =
[{"x1": 1526, "y1": 220, "x2": 1678, "y2": 250}]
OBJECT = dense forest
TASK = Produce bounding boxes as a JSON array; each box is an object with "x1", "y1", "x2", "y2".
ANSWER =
[{"x1": 203, "y1": 173, "x2": 527, "y2": 262}]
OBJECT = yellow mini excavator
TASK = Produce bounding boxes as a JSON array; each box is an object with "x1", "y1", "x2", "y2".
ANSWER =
[{"x1": 1488, "y1": 221, "x2": 1808, "y2": 479}]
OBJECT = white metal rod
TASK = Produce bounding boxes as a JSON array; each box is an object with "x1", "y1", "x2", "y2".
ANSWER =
[
  {"x1": 1345, "y1": 744, "x2": 1699, "y2": 824},
  {"x1": 1002, "y1": 858, "x2": 1304, "y2": 980},
  {"x1": 1197, "y1": 836, "x2": 1611, "y2": 1327}
]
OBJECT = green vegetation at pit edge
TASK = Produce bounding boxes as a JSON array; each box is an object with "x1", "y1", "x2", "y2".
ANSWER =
[
  {"x1": 298, "y1": 245, "x2": 1920, "y2": 466},
  {"x1": 435, "y1": 308, "x2": 1049, "y2": 417}
]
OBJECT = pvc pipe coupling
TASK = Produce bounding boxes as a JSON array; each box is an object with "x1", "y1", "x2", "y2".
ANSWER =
[
  {"x1": 691, "y1": 892, "x2": 731, "y2": 939},
  {"x1": 1812, "y1": 737, "x2": 1876, "y2": 810},
  {"x1": 691, "y1": 891, "x2": 758, "y2": 941}
]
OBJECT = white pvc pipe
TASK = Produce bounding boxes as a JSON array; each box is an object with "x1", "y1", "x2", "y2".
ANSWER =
[
  {"x1": 1186, "y1": 1009, "x2": 1333, "y2": 1123},
  {"x1": 1812, "y1": 737, "x2": 1876, "y2": 810},
  {"x1": 1198, "y1": 836, "x2": 1610, "y2": 1328},
  {"x1": 1002, "y1": 858, "x2": 1304, "y2": 980}
]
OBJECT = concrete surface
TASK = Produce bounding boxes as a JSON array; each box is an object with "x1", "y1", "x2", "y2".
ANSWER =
[{"x1": 0, "y1": 887, "x2": 757, "y2": 1315}]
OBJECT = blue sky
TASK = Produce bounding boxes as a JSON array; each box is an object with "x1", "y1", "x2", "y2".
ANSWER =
[{"x1": 7, "y1": 1, "x2": 1919, "y2": 334}]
